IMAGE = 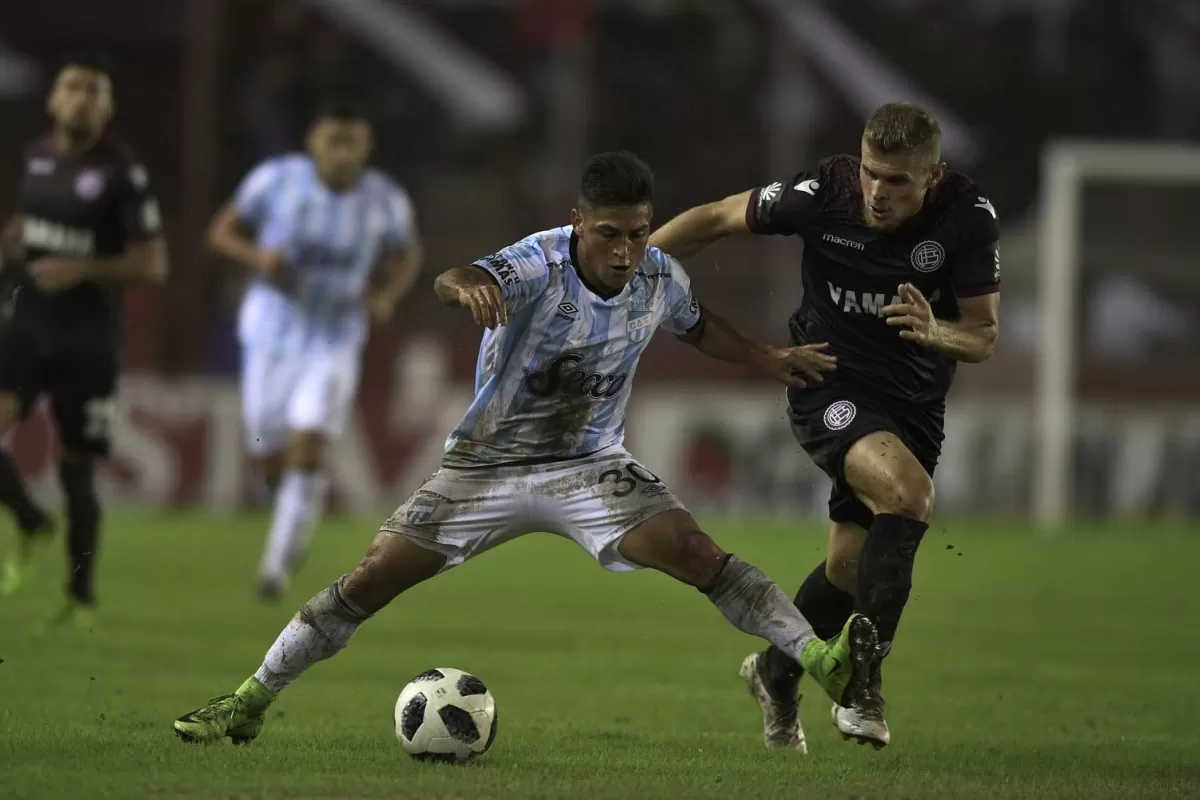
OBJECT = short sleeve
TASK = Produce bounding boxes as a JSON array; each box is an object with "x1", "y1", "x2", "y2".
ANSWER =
[
  {"x1": 473, "y1": 239, "x2": 551, "y2": 313},
  {"x1": 951, "y1": 194, "x2": 1001, "y2": 297},
  {"x1": 115, "y1": 161, "x2": 162, "y2": 242},
  {"x1": 745, "y1": 168, "x2": 822, "y2": 237},
  {"x1": 658, "y1": 256, "x2": 702, "y2": 335},
  {"x1": 232, "y1": 159, "x2": 283, "y2": 229}
]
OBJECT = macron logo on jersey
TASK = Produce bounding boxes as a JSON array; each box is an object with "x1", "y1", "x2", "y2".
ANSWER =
[
  {"x1": 794, "y1": 179, "x2": 820, "y2": 196},
  {"x1": 975, "y1": 196, "x2": 997, "y2": 219},
  {"x1": 822, "y1": 233, "x2": 864, "y2": 251}
]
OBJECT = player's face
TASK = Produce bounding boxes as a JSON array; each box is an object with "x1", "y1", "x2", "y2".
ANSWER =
[
  {"x1": 47, "y1": 66, "x2": 113, "y2": 139},
  {"x1": 571, "y1": 203, "x2": 653, "y2": 293},
  {"x1": 308, "y1": 119, "x2": 372, "y2": 189},
  {"x1": 859, "y1": 142, "x2": 944, "y2": 230}
]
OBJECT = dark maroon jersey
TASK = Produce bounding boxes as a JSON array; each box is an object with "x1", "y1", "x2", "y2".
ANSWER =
[
  {"x1": 747, "y1": 154, "x2": 1000, "y2": 405},
  {"x1": 8, "y1": 133, "x2": 161, "y2": 343}
]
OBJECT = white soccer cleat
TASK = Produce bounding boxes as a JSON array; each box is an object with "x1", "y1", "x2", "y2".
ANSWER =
[
  {"x1": 739, "y1": 652, "x2": 806, "y2": 753},
  {"x1": 831, "y1": 702, "x2": 890, "y2": 749}
]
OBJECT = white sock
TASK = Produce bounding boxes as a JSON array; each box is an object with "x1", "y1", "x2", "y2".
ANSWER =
[
  {"x1": 705, "y1": 555, "x2": 816, "y2": 661},
  {"x1": 253, "y1": 580, "x2": 369, "y2": 694},
  {"x1": 259, "y1": 469, "x2": 330, "y2": 582}
]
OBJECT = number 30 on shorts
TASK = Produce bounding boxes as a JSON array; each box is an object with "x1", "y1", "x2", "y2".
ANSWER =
[{"x1": 598, "y1": 463, "x2": 661, "y2": 497}]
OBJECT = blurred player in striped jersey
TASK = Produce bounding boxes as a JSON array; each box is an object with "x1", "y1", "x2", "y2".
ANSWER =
[
  {"x1": 205, "y1": 101, "x2": 423, "y2": 600},
  {"x1": 173, "y1": 151, "x2": 882, "y2": 744}
]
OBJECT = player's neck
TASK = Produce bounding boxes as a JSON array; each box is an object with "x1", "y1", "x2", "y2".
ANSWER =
[{"x1": 53, "y1": 127, "x2": 102, "y2": 159}]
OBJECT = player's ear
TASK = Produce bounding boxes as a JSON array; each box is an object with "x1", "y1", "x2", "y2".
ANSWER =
[
  {"x1": 929, "y1": 162, "x2": 946, "y2": 188},
  {"x1": 570, "y1": 207, "x2": 583, "y2": 235}
]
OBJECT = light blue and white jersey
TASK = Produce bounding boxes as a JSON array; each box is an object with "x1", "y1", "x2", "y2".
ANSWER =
[
  {"x1": 233, "y1": 153, "x2": 415, "y2": 354},
  {"x1": 443, "y1": 226, "x2": 702, "y2": 468}
]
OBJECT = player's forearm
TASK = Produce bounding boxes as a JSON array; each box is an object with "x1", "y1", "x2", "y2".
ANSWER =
[
  {"x1": 929, "y1": 318, "x2": 998, "y2": 363},
  {"x1": 206, "y1": 227, "x2": 265, "y2": 273},
  {"x1": 1, "y1": 214, "x2": 23, "y2": 264},
  {"x1": 434, "y1": 266, "x2": 493, "y2": 307},
  {"x1": 85, "y1": 237, "x2": 168, "y2": 286},
  {"x1": 378, "y1": 241, "x2": 424, "y2": 304},
  {"x1": 650, "y1": 204, "x2": 735, "y2": 260},
  {"x1": 682, "y1": 309, "x2": 771, "y2": 365}
]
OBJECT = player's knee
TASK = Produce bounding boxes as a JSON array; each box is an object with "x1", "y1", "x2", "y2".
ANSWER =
[
  {"x1": 881, "y1": 472, "x2": 935, "y2": 521},
  {"x1": 341, "y1": 532, "x2": 445, "y2": 614},
  {"x1": 288, "y1": 431, "x2": 326, "y2": 471}
]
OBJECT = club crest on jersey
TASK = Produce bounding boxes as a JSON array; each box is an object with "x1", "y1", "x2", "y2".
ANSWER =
[
  {"x1": 74, "y1": 169, "x2": 106, "y2": 201},
  {"x1": 627, "y1": 313, "x2": 653, "y2": 343},
  {"x1": 910, "y1": 240, "x2": 945, "y2": 273},
  {"x1": 823, "y1": 400, "x2": 857, "y2": 431}
]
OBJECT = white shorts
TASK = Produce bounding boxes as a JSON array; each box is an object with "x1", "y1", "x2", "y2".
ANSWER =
[
  {"x1": 240, "y1": 345, "x2": 361, "y2": 456},
  {"x1": 380, "y1": 446, "x2": 686, "y2": 573}
]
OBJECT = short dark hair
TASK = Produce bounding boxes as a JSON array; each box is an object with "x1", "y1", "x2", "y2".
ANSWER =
[
  {"x1": 312, "y1": 98, "x2": 370, "y2": 125},
  {"x1": 862, "y1": 101, "x2": 941, "y2": 159},
  {"x1": 59, "y1": 50, "x2": 115, "y2": 80},
  {"x1": 579, "y1": 151, "x2": 654, "y2": 207}
]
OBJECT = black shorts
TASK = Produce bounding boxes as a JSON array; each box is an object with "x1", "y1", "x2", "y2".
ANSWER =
[
  {"x1": 0, "y1": 323, "x2": 117, "y2": 457},
  {"x1": 787, "y1": 382, "x2": 944, "y2": 529}
]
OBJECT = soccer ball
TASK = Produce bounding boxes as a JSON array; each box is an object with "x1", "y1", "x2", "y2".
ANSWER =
[{"x1": 394, "y1": 667, "x2": 498, "y2": 762}]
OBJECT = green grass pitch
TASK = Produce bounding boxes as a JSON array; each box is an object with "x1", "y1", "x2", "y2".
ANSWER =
[{"x1": 2, "y1": 511, "x2": 1199, "y2": 799}]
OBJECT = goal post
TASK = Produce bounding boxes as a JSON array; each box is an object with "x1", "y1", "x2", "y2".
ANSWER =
[{"x1": 1035, "y1": 140, "x2": 1200, "y2": 529}]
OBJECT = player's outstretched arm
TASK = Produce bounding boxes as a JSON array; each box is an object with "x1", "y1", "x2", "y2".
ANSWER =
[
  {"x1": 649, "y1": 190, "x2": 754, "y2": 260},
  {"x1": 434, "y1": 265, "x2": 507, "y2": 329},
  {"x1": 883, "y1": 283, "x2": 999, "y2": 363},
  {"x1": 678, "y1": 305, "x2": 836, "y2": 387}
]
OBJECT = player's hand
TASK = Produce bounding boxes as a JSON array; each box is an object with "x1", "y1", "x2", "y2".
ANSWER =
[
  {"x1": 884, "y1": 283, "x2": 939, "y2": 346},
  {"x1": 755, "y1": 343, "x2": 837, "y2": 388},
  {"x1": 29, "y1": 257, "x2": 88, "y2": 293},
  {"x1": 368, "y1": 292, "x2": 398, "y2": 326},
  {"x1": 457, "y1": 283, "x2": 507, "y2": 329}
]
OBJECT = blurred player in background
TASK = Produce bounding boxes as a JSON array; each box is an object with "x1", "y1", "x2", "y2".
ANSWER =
[
  {"x1": 206, "y1": 101, "x2": 423, "y2": 601},
  {"x1": 172, "y1": 151, "x2": 882, "y2": 744},
  {"x1": 0, "y1": 54, "x2": 168, "y2": 624},
  {"x1": 651, "y1": 102, "x2": 1000, "y2": 751}
]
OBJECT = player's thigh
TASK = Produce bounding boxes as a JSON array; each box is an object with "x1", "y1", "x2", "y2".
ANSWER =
[
  {"x1": 47, "y1": 346, "x2": 117, "y2": 458},
  {"x1": 533, "y1": 448, "x2": 702, "y2": 576},
  {"x1": 379, "y1": 465, "x2": 532, "y2": 573},
  {"x1": 825, "y1": 520, "x2": 869, "y2": 595},
  {"x1": 616, "y1": 507, "x2": 729, "y2": 588},
  {"x1": 240, "y1": 346, "x2": 295, "y2": 457},
  {"x1": 287, "y1": 428, "x2": 327, "y2": 471},
  {"x1": 787, "y1": 385, "x2": 933, "y2": 521},
  {"x1": 341, "y1": 529, "x2": 449, "y2": 615},
  {"x1": 843, "y1": 431, "x2": 935, "y2": 520},
  {"x1": 287, "y1": 349, "x2": 361, "y2": 441}
]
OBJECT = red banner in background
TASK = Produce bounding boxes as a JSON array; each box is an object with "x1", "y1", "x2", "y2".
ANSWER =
[{"x1": 8, "y1": 345, "x2": 1200, "y2": 519}]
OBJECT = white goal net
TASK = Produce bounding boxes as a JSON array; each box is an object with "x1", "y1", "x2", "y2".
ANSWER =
[{"x1": 1035, "y1": 140, "x2": 1200, "y2": 528}]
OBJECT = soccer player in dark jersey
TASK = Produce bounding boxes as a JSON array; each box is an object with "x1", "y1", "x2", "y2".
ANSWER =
[
  {"x1": 0, "y1": 54, "x2": 169, "y2": 624},
  {"x1": 649, "y1": 102, "x2": 1000, "y2": 752}
]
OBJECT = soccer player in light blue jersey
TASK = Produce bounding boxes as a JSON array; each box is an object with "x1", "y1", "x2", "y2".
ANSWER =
[
  {"x1": 205, "y1": 102, "x2": 423, "y2": 600},
  {"x1": 174, "y1": 151, "x2": 881, "y2": 745}
]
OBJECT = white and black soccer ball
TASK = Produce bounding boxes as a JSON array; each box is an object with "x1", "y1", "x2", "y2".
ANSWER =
[{"x1": 394, "y1": 667, "x2": 498, "y2": 763}]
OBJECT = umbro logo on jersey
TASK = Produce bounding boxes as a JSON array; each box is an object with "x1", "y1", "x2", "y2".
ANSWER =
[{"x1": 554, "y1": 302, "x2": 578, "y2": 322}]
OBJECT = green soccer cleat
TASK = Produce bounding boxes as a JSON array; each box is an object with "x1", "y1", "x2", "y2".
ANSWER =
[
  {"x1": 173, "y1": 677, "x2": 275, "y2": 744},
  {"x1": 0, "y1": 516, "x2": 54, "y2": 597},
  {"x1": 799, "y1": 613, "x2": 880, "y2": 709}
]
